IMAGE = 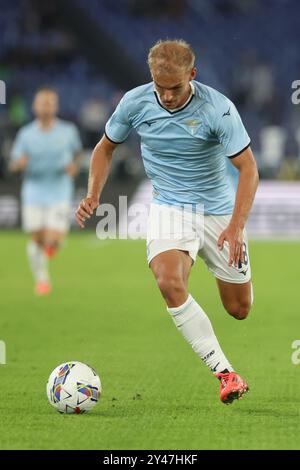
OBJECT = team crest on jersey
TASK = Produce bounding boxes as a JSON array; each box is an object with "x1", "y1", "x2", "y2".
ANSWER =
[
  {"x1": 184, "y1": 119, "x2": 200, "y2": 127},
  {"x1": 183, "y1": 119, "x2": 201, "y2": 135}
]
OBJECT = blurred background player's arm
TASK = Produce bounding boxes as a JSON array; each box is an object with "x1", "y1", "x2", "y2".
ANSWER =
[
  {"x1": 75, "y1": 134, "x2": 118, "y2": 228},
  {"x1": 65, "y1": 124, "x2": 83, "y2": 177},
  {"x1": 9, "y1": 128, "x2": 29, "y2": 173},
  {"x1": 65, "y1": 151, "x2": 82, "y2": 177},
  {"x1": 9, "y1": 154, "x2": 29, "y2": 172}
]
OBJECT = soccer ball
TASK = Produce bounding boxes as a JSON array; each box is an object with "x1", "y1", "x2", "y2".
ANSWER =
[{"x1": 46, "y1": 361, "x2": 102, "y2": 414}]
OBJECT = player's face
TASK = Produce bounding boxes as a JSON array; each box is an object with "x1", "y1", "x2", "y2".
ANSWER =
[
  {"x1": 152, "y1": 67, "x2": 197, "y2": 110},
  {"x1": 33, "y1": 91, "x2": 58, "y2": 120}
]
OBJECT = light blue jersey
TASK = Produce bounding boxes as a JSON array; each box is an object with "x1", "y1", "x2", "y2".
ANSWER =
[
  {"x1": 105, "y1": 80, "x2": 250, "y2": 215},
  {"x1": 11, "y1": 119, "x2": 82, "y2": 206}
]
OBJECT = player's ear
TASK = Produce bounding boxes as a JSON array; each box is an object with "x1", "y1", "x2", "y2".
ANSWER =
[{"x1": 190, "y1": 67, "x2": 197, "y2": 80}]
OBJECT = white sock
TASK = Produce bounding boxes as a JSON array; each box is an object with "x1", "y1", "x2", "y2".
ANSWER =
[
  {"x1": 27, "y1": 241, "x2": 49, "y2": 283},
  {"x1": 167, "y1": 294, "x2": 233, "y2": 374}
]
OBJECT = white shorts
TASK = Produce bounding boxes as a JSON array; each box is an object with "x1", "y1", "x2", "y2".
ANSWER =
[
  {"x1": 146, "y1": 203, "x2": 251, "y2": 284},
  {"x1": 22, "y1": 202, "x2": 71, "y2": 233}
]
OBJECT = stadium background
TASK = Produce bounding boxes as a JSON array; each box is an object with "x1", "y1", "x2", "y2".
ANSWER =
[{"x1": 0, "y1": 0, "x2": 300, "y2": 450}]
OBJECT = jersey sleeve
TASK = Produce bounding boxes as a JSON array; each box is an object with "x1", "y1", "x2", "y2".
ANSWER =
[
  {"x1": 214, "y1": 99, "x2": 251, "y2": 158},
  {"x1": 11, "y1": 128, "x2": 28, "y2": 161},
  {"x1": 69, "y1": 124, "x2": 82, "y2": 154},
  {"x1": 105, "y1": 96, "x2": 132, "y2": 144}
]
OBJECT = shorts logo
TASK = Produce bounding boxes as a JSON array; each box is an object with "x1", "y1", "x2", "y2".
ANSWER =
[
  {"x1": 237, "y1": 265, "x2": 249, "y2": 276},
  {"x1": 237, "y1": 242, "x2": 249, "y2": 275}
]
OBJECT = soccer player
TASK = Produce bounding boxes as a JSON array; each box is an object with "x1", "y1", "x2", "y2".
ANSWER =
[
  {"x1": 10, "y1": 87, "x2": 82, "y2": 295},
  {"x1": 76, "y1": 40, "x2": 259, "y2": 404}
]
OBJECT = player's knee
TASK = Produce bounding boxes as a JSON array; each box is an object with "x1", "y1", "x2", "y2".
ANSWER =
[
  {"x1": 226, "y1": 301, "x2": 251, "y2": 320},
  {"x1": 156, "y1": 275, "x2": 186, "y2": 304}
]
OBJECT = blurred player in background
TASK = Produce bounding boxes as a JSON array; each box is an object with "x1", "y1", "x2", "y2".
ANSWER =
[
  {"x1": 10, "y1": 88, "x2": 82, "y2": 295},
  {"x1": 76, "y1": 40, "x2": 259, "y2": 404}
]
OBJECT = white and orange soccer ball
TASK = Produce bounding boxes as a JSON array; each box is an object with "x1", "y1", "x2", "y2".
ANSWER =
[{"x1": 46, "y1": 361, "x2": 102, "y2": 414}]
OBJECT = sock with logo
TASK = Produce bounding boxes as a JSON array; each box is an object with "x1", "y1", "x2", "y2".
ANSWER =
[{"x1": 167, "y1": 294, "x2": 233, "y2": 374}]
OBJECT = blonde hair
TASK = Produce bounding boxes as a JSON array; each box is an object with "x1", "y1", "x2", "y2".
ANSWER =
[{"x1": 147, "y1": 39, "x2": 195, "y2": 74}]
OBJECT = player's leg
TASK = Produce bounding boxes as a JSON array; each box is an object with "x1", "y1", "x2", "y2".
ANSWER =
[
  {"x1": 216, "y1": 279, "x2": 253, "y2": 320},
  {"x1": 43, "y1": 228, "x2": 66, "y2": 258},
  {"x1": 149, "y1": 248, "x2": 234, "y2": 377},
  {"x1": 150, "y1": 249, "x2": 192, "y2": 307},
  {"x1": 198, "y1": 214, "x2": 252, "y2": 402},
  {"x1": 23, "y1": 205, "x2": 51, "y2": 295},
  {"x1": 147, "y1": 205, "x2": 248, "y2": 404},
  {"x1": 42, "y1": 202, "x2": 71, "y2": 258},
  {"x1": 198, "y1": 214, "x2": 253, "y2": 319},
  {"x1": 27, "y1": 231, "x2": 51, "y2": 295},
  {"x1": 214, "y1": 279, "x2": 252, "y2": 402}
]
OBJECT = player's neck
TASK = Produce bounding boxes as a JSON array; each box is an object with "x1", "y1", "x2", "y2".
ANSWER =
[
  {"x1": 156, "y1": 82, "x2": 194, "y2": 112},
  {"x1": 37, "y1": 117, "x2": 56, "y2": 131},
  {"x1": 170, "y1": 83, "x2": 194, "y2": 111},
  {"x1": 179, "y1": 83, "x2": 193, "y2": 107}
]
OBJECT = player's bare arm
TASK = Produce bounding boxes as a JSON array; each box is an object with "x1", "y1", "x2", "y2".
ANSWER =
[
  {"x1": 217, "y1": 146, "x2": 259, "y2": 267},
  {"x1": 65, "y1": 151, "x2": 82, "y2": 177},
  {"x1": 9, "y1": 154, "x2": 28, "y2": 172},
  {"x1": 75, "y1": 135, "x2": 118, "y2": 228}
]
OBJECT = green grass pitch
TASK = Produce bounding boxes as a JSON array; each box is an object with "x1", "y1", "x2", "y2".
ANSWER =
[{"x1": 0, "y1": 231, "x2": 299, "y2": 450}]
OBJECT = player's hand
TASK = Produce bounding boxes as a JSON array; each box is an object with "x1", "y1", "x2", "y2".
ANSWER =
[
  {"x1": 217, "y1": 223, "x2": 244, "y2": 267},
  {"x1": 75, "y1": 196, "x2": 99, "y2": 229},
  {"x1": 65, "y1": 162, "x2": 79, "y2": 177},
  {"x1": 10, "y1": 155, "x2": 28, "y2": 172}
]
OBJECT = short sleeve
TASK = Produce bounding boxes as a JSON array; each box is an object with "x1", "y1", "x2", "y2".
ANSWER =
[
  {"x1": 215, "y1": 99, "x2": 251, "y2": 158},
  {"x1": 105, "y1": 96, "x2": 132, "y2": 144},
  {"x1": 11, "y1": 129, "x2": 28, "y2": 161},
  {"x1": 69, "y1": 124, "x2": 82, "y2": 154}
]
